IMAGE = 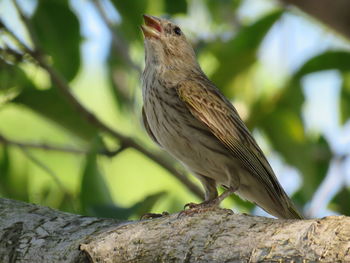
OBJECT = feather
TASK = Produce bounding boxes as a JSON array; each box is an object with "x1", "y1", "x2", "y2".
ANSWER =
[{"x1": 177, "y1": 79, "x2": 303, "y2": 219}]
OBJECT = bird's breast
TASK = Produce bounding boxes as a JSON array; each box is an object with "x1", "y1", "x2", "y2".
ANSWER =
[{"x1": 142, "y1": 71, "x2": 232, "y2": 183}]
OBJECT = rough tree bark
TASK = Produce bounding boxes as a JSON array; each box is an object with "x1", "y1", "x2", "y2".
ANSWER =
[
  {"x1": 0, "y1": 198, "x2": 350, "y2": 262},
  {"x1": 280, "y1": 0, "x2": 350, "y2": 39}
]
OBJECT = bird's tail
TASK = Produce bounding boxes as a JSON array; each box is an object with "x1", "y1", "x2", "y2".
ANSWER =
[
  {"x1": 236, "y1": 185, "x2": 303, "y2": 219},
  {"x1": 276, "y1": 197, "x2": 303, "y2": 219}
]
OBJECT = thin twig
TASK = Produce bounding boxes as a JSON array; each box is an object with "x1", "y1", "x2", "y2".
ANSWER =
[
  {"x1": 12, "y1": 0, "x2": 39, "y2": 48},
  {"x1": 19, "y1": 146, "x2": 78, "y2": 211},
  {"x1": 0, "y1": 134, "x2": 127, "y2": 157},
  {"x1": 19, "y1": 147, "x2": 68, "y2": 195},
  {"x1": 0, "y1": 134, "x2": 85, "y2": 154},
  {"x1": 1, "y1": 15, "x2": 204, "y2": 199}
]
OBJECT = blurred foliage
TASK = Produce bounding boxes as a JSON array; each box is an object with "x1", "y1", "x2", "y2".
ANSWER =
[
  {"x1": 210, "y1": 10, "x2": 283, "y2": 92},
  {"x1": 330, "y1": 186, "x2": 350, "y2": 216},
  {"x1": 32, "y1": 0, "x2": 81, "y2": 81},
  {"x1": 13, "y1": 87, "x2": 99, "y2": 141},
  {"x1": 0, "y1": 0, "x2": 350, "y2": 219}
]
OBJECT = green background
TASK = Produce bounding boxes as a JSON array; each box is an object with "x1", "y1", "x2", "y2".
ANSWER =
[{"x1": 1, "y1": 0, "x2": 350, "y2": 219}]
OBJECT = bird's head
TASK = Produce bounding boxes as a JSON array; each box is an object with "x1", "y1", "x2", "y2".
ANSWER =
[{"x1": 141, "y1": 15, "x2": 199, "y2": 72}]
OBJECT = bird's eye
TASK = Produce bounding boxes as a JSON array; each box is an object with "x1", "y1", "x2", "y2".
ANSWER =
[{"x1": 174, "y1": 26, "x2": 181, "y2": 36}]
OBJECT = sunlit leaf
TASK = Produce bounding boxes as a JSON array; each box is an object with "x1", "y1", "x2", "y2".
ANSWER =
[
  {"x1": 0, "y1": 59, "x2": 33, "y2": 93},
  {"x1": 340, "y1": 73, "x2": 350, "y2": 123},
  {"x1": 31, "y1": 0, "x2": 81, "y2": 81},
  {"x1": 210, "y1": 10, "x2": 283, "y2": 94},
  {"x1": 13, "y1": 87, "x2": 98, "y2": 141}
]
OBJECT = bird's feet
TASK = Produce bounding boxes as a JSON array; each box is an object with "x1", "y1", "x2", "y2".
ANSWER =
[
  {"x1": 178, "y1": 200, "x2": 220, "y2": 217},
  {"x1": 178, "y1": 187, "x2": 236, "y2": 217}
]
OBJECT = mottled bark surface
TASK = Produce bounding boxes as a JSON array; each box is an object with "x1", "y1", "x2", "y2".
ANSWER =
[
  {"x1": 0, "y1": 198, "x2": 123, "y2": 262},
  {"x1": 280, "y1": 0, "x2": 350, "y2": 39},
  {"x1": 1, "y1": 198, "x2": 350, "y2": 262}
]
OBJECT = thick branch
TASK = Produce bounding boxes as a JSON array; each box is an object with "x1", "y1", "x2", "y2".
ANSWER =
[
  {"x1": 1, "y1": 198, "x2": 350, "y2": 262},
  {"x1": 0, "y1": 198, "x2": 121, "y2": 262},
  {"x1": 281, "y1": 0, "x2": 350, "y2": 39}
]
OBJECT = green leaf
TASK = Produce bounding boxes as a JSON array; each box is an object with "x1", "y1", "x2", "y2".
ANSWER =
[
  {"x1": 0, "y1": 146, "x2": 29, "y2": 201},
  {"x1": 277, "y1": 79, "x2": 305, "y2": 121},
  {"x1": 289, "y1": 51, "x2": 350, "y2": 123},
  {"x1": 0, "y1": 145, "x2": 10, "y2": 196},
  {"x1": 288, "y1": 51, "x2": 350, "y2": 120},
  {"x1": 340, "y1": 73, "x2": 350, "y2": 123},
  {"x1": 294, "y1": 51, "x2": 350, "y2": 79},
  {"x1": 58, "y1": 193, "x2": 79, "y2": 214},
  {"x1": 31, "y1": 0, "x2": 81, "y2": 81},
  {"x1": 261, "y1": 110, "x2": 309, "y2": 171},
  {"x1": 260, "y1": 110, "x2": 331, "y2": 203},
  {"x1": 128, "y1": 191, "x2": 166, "y2": 217},
  {"x1": 297, "y1": 136, "x2": 332, "y2": 202},
  {"x1": 0, "y1": 59, "x2": 34, "y2": 92},
  {"x1": 110, "y1": 0, "x2": 148, "y2": 40},
  {"x1": 13, "y1": 87, "x2": 98, "y2": 141},
  {"x1": 329, "y1": 186, "x2": 350, "y2": 216},
  {"x1": 210, "y1": 10, "x2": 283, "y2": 93},
  {"x1": 164, "y1": 0, "x2": 187, "y2": 14},
  {"x1": 207, "y1": 0, "x2": 242, "y2": 24},
  {"x1": 256, "y1": 51, "x2": 350, "y2": 202},
  {"x1": 106, "y1": 46, "x2": 134, "y2": 110},
  {"x1": 80, "y1": 138, "x2": 113, "y2": 215}
]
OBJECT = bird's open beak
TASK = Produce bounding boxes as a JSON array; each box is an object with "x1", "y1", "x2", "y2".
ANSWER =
[{"x1": 141, "y1": 14, "x2": 162, "y2": 39}]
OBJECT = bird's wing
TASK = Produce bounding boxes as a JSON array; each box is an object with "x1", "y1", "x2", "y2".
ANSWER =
[
  {"x1": 142, "y1": 106, "x2": 160, "y2": 146},
  {"x1": 176, "y1": 79, "x2": 302, "y2": 219}
]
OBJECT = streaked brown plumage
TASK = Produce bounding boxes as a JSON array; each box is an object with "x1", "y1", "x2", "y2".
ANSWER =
[{"x1": 141, "y1": 14, "x2": 302, "y2": 219}]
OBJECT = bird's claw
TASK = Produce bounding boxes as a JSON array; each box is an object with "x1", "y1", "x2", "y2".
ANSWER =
[{"x1": 183, "y1": 202, "x2": 199, "y2": 209}]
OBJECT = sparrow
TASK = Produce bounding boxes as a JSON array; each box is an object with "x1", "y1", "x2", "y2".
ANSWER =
[{"x1": 140, "y1": 14, "x2": 302, "y2": 219}]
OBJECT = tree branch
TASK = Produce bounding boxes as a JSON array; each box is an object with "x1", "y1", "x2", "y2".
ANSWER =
[
  {"x1": 1, "y1": 197, "x2": 349, "y2": 262},
  {"x1": 1, "y1": 12, "x2": 204, "y2": 199},
  {"x1": 280, "y1": 0, "x2": 350, "y2": 40},
  {"x1": 0, "y1": 133, "x2": 128, "y2": 157},
  {"x1": 0, "y1": 134, "x2": 86, "y2": 154}
]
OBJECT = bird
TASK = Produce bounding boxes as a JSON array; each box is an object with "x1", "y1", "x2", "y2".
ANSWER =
[{"x1": 140, "y1": 14, "x2": 303, "y2": 219}]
